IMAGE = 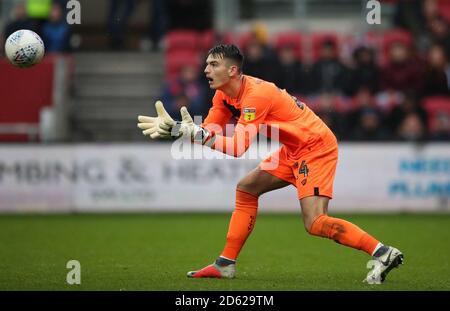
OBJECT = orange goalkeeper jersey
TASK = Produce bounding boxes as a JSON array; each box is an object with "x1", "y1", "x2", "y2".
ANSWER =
[{"x1": 202, "y1": 75, "x2": 336, "y2": 158}]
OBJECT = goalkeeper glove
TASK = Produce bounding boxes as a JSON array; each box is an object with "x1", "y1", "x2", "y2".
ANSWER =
[
  {"x1": 137, "y1": 100, "x2": 177, "y2": 139},
  {"x1": 171, "y1": 106, "x2": 216, "y2": 146},
  {"x1": 138, "y1": 101, "x2": 215, "y2": 146}
]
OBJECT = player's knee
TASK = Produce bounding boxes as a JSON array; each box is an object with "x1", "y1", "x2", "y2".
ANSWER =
[
  {"x1": 304, "y1": 219, "x2": 314, "y2": 234},
  {"x1": 303, "y1": 214, "x2": 322, "y2": 234},
  {"x1": 236, "y1": 178, "x2": 260, "y2": 196}
]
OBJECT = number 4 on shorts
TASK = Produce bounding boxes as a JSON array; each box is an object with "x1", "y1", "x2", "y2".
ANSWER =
[{"x1": 299, "y1": 160, "x2": 309, "y2": 177}]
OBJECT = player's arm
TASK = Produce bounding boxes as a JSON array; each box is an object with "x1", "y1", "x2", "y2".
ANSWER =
[
  {"x1": 202, "y1": 92, "x2": 233, "y2": 134},
  {"x1": 137, "y1": 91, "x2": 231, "y2": 140},
  {"x1": 137, "y1": 96, "x2": 270, "y2": 158},
  {"x1": 157, "y1": 95, "x2": 271, "y2": 157},
  {"x1": 137, "y1": 97, "x2": 230, "y2": 142},
  {"x1": 209, "y1": 96, "x2": 271, "y2": 157}
]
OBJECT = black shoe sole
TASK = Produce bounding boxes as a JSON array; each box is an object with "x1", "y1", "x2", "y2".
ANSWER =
[{"x1": 381, "y1": 253, "x2": 404, "y2": 282}]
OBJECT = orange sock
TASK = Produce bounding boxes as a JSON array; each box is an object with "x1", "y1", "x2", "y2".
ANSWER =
[
  {"x1": 309, "y1": 214, "x2": 379, "y2": 255},
  {"x1": 221, "y1": 189, "x2": 258, "y2": 260}
]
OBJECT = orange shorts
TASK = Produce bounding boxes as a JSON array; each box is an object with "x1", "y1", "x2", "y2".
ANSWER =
[{"x1": 260, "y1": 141, "x2": 338, "y2": 200}]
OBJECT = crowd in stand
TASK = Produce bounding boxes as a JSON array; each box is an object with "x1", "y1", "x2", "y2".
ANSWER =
[
  {"x1": 161, "y1": 1, "x2": 450, "y2": 142},
  {"x1": 1, "y1": 0, "x2": 449, "y2": 142}
]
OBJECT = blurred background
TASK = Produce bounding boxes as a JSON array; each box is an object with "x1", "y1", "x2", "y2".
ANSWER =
[{"x1": 0, "y1": 0, "x2": 449, "y2": 213}]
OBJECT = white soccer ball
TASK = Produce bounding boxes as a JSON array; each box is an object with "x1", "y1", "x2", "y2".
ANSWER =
[{"x1": 5, "y1": 29, "x2": 45, "y2": 68}]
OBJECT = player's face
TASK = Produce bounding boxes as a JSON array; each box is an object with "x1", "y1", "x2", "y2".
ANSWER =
[{"x1": 204, "y1": 54, "x2": 232, "y2": 89}]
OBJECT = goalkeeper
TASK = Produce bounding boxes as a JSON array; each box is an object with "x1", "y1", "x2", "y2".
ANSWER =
[{"x1": 137, "y1": 44, "x2": 403, "y2": 284}]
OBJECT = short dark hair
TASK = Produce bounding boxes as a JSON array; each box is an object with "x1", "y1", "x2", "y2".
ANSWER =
[{"x1": 207, "y1": 44, "x2": 244, "y2": 72}]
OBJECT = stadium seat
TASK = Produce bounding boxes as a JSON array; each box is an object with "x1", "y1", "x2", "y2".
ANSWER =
[
  {"x1": 165, "y1": 30, "x2": 199, "y2": 53},
  {"x1": 199, "y1": 30, "x2": 216, "y2": 52},
  {"x1": 165, "y1": 50, "x2": 201, "y2": 80},
  {"x1": 219, "y1": 31, "x2": 235, "y2": 45},
  {"x1": 438, "y1": 0, "x2": 450, "y2": 24},
  {"x1": 273, "y1": 31, "x2": 303, "y2": 60},
  {"x1": 235, "y1": 32, "x2": 252, "y2": 51},
  {"x1": 222, "y1": 32, "x2": 251, "y2": 51},
  {"x1": 0, "y1": 57, "x2": 56, "y2": 142},
  {"x1": 423, "y1": 96, "x2": 450, "y2": 133}
]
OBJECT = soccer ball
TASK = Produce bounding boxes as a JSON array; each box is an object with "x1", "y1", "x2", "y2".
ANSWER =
[{"x1": 4, "y1": 29, "x2": 45, "y2": 68}]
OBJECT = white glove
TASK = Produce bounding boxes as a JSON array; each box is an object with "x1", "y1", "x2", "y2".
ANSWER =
[
  {"x1": 137, "y1": 100, "x2": 176, "y2": 139},
  {"x1": 138, "y1": 101, "x2": 215, "y2": 145},
  {"x1": 174, "y1": 106, "x2": 216, "y2": 146}
]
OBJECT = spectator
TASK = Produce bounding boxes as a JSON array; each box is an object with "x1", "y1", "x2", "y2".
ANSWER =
[
  {"x1": 247, "y1": 22, "x2": 277, "y2": 61},
  {"x1": 241, "y1": 23, "x2": 278, "y2": 81},
  {"x1": 242, "y1": 39, "x2": 274, "y2": 82},
  {"x1": 26, "y1": 0, "x2": 52, "y2": 33},
  {"x1": 423, "y1": 0, "x2": 440, "y2": 21},
  {"x1": 107, "y1": 0, "x2": 137, "y2": 50},
  {"x1": 147, "y1": 0, "x2": 168, "y2": 51},
  {"x1": 161, "y1": 64, "x2": 207, "y2": 119},
  {"x1": 381, "y1": 41, "x2": 424, "y2": 93},
  {"x1": 345, "y1": 46, "x2": 380, "y2": 96},
  {"x1": 395, "y1": 112, "x2": 428, "y2": 142},
  {"x1": 314, "y1": 93, "x2": 347, "y2": 140},
  {"x1": 347, "y1": 88, "x2": 388, "y2": 139},
  {"x1": 3, "y1": 2, "x2": 35, "y2": 40},
  {"x1": 393, "y1": 0, "x2": 428, "y2": 34},
  {"x1": 273, "y1": 44, "x2": 306, "y2": 95},
  {"x1": 388, "y1": 92, "x2": 428, "y2": 134},
  {"x1": 429, "y1": 112, "x2": 450, "y2": 141},
  {"x1": 310, "y1": 39, "x2": 348, "y2": 94},
  {"x1": 42, "y1": 3, "x2": 72, "y2": 53},
  {"x1": 427, "y1": 15, "x2": 450, "y2": 59},
  {"x1": 423, "y1": 44, "x2": 450, "y2": 96},
  {"x1": 393, "y1": 0, "x2": 439, "y2": 53},
  {"x1": 350, "y1": 107, "x2": 390, "y2": 141}
]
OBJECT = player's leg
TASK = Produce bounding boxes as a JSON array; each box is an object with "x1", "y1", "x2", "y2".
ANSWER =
[
  {"x1": 300, "y1": 196, "x2": 404, "y2": 284},
  {"x1": 301, "y1": 195, "x2": 381, "y2": 255},
  {"x1": 187, "y1": 148, "x2": 293, "y2": 278},
  {"x1": 219, "y1": 166, "x2": 291, "y2": 260},
  {"x1": 297, "y1": 144, "x2": 403, "y2": 283}
]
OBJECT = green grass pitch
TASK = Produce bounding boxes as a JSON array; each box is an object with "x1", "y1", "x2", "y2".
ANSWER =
[{"x1": 0, "y1": 213, "x2": 449, "y2": 290}]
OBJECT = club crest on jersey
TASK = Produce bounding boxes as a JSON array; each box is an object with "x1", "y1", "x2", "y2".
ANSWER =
[{"x1": 243, "y1": 108, "x2": 256, "y2": 121}]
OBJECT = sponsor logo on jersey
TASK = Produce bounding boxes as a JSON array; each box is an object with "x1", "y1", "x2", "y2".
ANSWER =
[{"x1": 243, "y1": 108, "x2": 256, "y2": 121}]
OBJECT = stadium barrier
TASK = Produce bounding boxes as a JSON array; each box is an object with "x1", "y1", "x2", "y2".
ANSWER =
[
  {"x1": 0, "y1": 143, "x2": 448, "y2": 213},
  {"x1": 0, "y1": 55, "x2": 72, "y2": 142}
]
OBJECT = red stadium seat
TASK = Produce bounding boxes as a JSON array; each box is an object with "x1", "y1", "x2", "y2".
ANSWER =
[
  {"x1": 423, "y1": 96, "x2": 450, "y2": 133},
  {"x1": 0, "y1": 56, "x2": 58, "y2": 142},
  {"x1": 273, "y1": 31, "x2": 303, "y2": 60},
  {"x1": 438, "y1": 0, "x2": 450, "y2": 24},
  {"x1": 219, "y1": 31, "x2": 235, "y2": 45},
  {"x1": 165, "y1": 50, "x2": 201, "y2": 80},
  {"x1": 199, "y1": 30, "x2": 216, "y2": 52},
  {"x1": 165, "y1": 30, "x2": 199, "y2": 53},
  {"x1": 382, "y1": 29, "x2": 413, "y2": 49},
  {"x1": 216, "y1": 32, "x2": 252, "y2": 51}
]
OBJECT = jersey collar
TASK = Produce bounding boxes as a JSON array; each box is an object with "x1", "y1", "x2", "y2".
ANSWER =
[{"x1": 233, "y1": 75, "x2": 246, "y2": 102}]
